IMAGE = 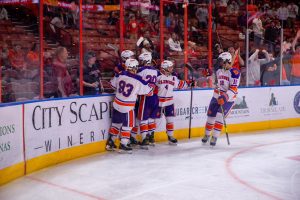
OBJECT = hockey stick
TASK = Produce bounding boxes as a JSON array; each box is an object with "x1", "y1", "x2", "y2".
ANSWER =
[
  {"x1": 217, "y1": 87, "x2": 230, "y2": 145},
  {"x1": 185, "y1": 63, "x2": 195, "y2": 139}
]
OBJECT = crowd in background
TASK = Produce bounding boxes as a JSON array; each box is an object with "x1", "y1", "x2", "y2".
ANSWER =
[{"x1": 0, "y1": 0, "x2": 300, "y2": 103}]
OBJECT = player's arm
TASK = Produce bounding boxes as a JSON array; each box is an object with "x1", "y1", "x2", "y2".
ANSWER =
[
  {"x1": 136, "y1": 78, "x2": 154, "y2": 96},
  {"x1": 174, "y1": 76, "x2": 190, "y2": 89},
  {"x1": 109, "y1": 75, "x2": 118, "y2": 90},
  {"x1": 226, "y1": 68, "x2": 240, "y2": 101}
]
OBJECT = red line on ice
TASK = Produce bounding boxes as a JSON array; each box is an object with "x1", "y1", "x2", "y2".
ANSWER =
[
  {"x1": 287, "y1": 155, "x2": 300, "y2": 162},
  {"x1": 226, "y1": 139, "x2": 300, "y2": 200},
  {"x1": 25, "y1": 176, "x2": 106, "y2": 200}
]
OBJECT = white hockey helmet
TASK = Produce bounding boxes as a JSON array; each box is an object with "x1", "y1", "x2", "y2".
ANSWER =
[
  {"x1": 121, "y1": 50, "x2": 135, "y2": 62},
  {"x1": 218, "y1": 52, "x2": 232, "y2": 64},
  {"x1": 138, "y1": 52, "x2": 152, "y2": 65},
  {"x1": 125, "y1": 58, "x2": 139, "y2": 72},
  {"x1": 161, "y1": 60, "x2": 174, "y2": 69}
]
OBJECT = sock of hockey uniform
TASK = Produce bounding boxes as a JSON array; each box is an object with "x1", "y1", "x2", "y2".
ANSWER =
[
  {"x1": 109, "y1": 123, "x2": 121, "y2": 141},
  {"x1": 212, "y1": 113, "x2": 224, "y2": 138},
  {"x1": 166, "y1": 116, "x2": 174, "y2": 137},
  {"x1": 148, "y1": 118, "x2": 156, "y2": 133},
  {"x1": 140, "y1": 120, "x2": 149, "y2": 140},
  {"x1": 205, "y1": 116, "x2": 216, "y2": 136},
  {"x1": 131, "y1": 126, "x2": 138, "y2": 139},
  {"x1": 120, "y1": 126, "x2": 131, "y2": 145}
]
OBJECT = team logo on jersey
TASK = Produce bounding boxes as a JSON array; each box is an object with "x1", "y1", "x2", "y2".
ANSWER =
[{"x1": 294, "y1": 91, "x2": 300, "y2": 114}]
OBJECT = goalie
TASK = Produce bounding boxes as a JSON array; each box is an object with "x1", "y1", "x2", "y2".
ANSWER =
[{"x1": 201, "y1": 52, "x2": 240, "y2": 146}]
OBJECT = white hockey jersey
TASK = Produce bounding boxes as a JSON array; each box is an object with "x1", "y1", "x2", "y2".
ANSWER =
[
  {"x1": 110, "y1": 71, "x2": 154, "y2": 113},
  {"x1": 137, "y1": 66, "x2": 159, "y2": 84},
  {"x1": 156, "y1": 73, "x2": 188, "y2": 107},
  {"x1": 213, "y1": 68, "x2": 240, "y2": 102}
]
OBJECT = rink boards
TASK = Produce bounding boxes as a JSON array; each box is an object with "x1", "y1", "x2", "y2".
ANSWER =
[{"x1": 1, "y1": 86, "x2": 300, "y2": 185}]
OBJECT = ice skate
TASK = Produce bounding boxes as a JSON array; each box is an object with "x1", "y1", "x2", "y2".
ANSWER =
[
  {"x1": 148, "y1": 132, "x2": 155, "y2": 146},
  {"x1": 210, "y1": 136, "x2": 217, "y2": 147},
  {"x1": 118, "y1": 143, "x2": 133, "y2": 154},
  {"x1": 129, "y1": 136, "x2": 140, "y2": 149},
  {"x1": 168, "y1": 136, "x2": 178, "y2": 145},
  {"x1": 140, "y1": 137, "x2": 149, "y2": 150},
  {"x1": 201, "y1": 135, "x2": 210, "y2": 144},
  {"x1": 106, "y1": 138, "x2": 117, "y2": 151}
]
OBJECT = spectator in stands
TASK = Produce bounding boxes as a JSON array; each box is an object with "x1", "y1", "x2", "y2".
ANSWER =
[
  {"x1": 228, "y1": 46, "x2": 244, "y2": 70},
  {"x1": 264, "y1": 20, "x2": 280, "y2": 54},
  {"x1": 287, "y1": 2, "x2": 299, "y2": 29},
  {"x1": 165, "y1": 12, "x2": 174, "y2": 32},
  {"x1": 52, "y1": 47, "x2": 73, "y2": 97},
  {"x1": 0, "y1": 6, "x2": 8, "y2": 20},
  {"x1": 238, "y1": 11, "x2": 247, "y2": 34},
  {"x1": 290, "y1": 30, "x2": 300, "y2": 85},
  {"x1": 212, "y1": 2, "x2": 220, "y2": 31},
  {"x1": 107, "y1": 11, "x2": 118, "y2": 25},
  {"x1": 168, "y1": 33, "x2": 182, "y2": 52},
  {"x1": 277, "y1": 2, "x2": 289, "y2": 28},
  {"x1": 248, "y1": 48, "x2": 270, "y2": 86},
  {"x1": 196, "y1": 4, "x2": 208, "y2": 29},
  {"x1": 70, "y1": 1, "x2": 79, "y2": 27},
  {"x1": 26, "y1": 43, "x2": 40, "y2": 69},
  {"x1": 137, "y1": 30, "x2": 154, "y2": 51},
  {"x1": 128, "y1": 15, "x2": 139, "y2": 39},
  {"x1": 0, "y1": 42, "x2": 10, "y2": 67},
  {"x1": 50, "y1": 14, "x2": 65, "y2": 33},
  {"x1": 83, "y1": 51, "x2": 103, "y2": 95},
  {"x1": 140, "y1": 40, "x2": 152, "y2": 54},
  {"x1": 140, "y1": 0, "x2": 151, "y2": 21},
  {"x1": 227, "y1": 0, "x2": 239, "y2": 15},
  {"x1": 252, "y1": 15, "x2": 264, "y2": 48},
  {"x1": 213, "y1": 44, "x2": 224, "y2": 59},
  {"x1": 8, "y1": 44, "x2": 26, "y2": 70},
  {"x1": 219, "y1": 0, "x2": 229, "y2": 12}
]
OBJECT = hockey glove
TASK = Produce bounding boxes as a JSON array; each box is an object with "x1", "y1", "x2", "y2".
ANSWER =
[
  {"x1": 189, "y1": 80, "x2": 195, "y2": 87},
  {"x1": 217, "y1": 94, "x2": 228, "y2": 105}
]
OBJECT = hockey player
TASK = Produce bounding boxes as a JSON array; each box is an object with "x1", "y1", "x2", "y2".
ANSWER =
[
  {"x1": 201, "y1": 52, "x2": 240, "y2": 146},
  {"x1": 106, "y1": 58, "x2": 154, "y2": 153},
  {"x1": 114, "y1": 50, "x2": 135, "y2": 74},
  {"x1": 156, "y1": 60, "x2": 191, "y2": 145},
  {"x1": 131, "y1": 52, "x2": 159, "y2": 149}
]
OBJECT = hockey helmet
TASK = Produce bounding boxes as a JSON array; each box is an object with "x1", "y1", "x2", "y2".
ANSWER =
[
  {"x1": 125, "y1": 58, "x2": 139, "y2": 72},
  {"x1": 138, "y1": 52, "x2": 152, "y2": 65},
  {"x1": 218, "y1": 52, "x2": 232, "y2": 64},
  {"x1": 161, "y1": 60, "x2": 174, "y2": 75},
  {"x1": 161, "y1": 60, "x2": 174, "y2": 69},
  {"x1": 121, "y1": 50, "x2": 135, "y2": 62}
]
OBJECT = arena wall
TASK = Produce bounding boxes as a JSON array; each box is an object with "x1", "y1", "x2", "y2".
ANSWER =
[{"x1": 1, "y1": 86, "x2": 300, "y2": 185}]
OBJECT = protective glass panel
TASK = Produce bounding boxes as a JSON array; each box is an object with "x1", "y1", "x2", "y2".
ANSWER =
[{"x1": 1, "y1": 3, "x2": 41, "y2": 103}]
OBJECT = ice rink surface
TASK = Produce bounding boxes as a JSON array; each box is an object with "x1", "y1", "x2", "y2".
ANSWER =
[{"x1": 1, "y1": 127, "x2": 300, "y2": 200}]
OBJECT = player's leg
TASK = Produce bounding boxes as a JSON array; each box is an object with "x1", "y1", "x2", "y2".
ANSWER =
[
  {"x1": 130, "y1": 123, "x2": 139, "y2": 147},
  {"x1": 211, "y1": 101, "x2": 234, "y2": 146},
  {"x1": 119, "y1": 110, "x2": 135, "y2": 153},
  {"x1": 148, "y1": 118, "x2": 156, "y2": 145},
  {"x1": 106, "y1": 109, "x2": 122, "y2": 151},
  {"x1": 137, "y1": 95, "x2": 151, "y2": 148},
  {"x1": 202, "y1": 97, "x2": 219, "y2": 144},
  {"x1": 148, "y1": 95, "x2": 159, "y2": 146},
  {"x1": 164, "y1": 104, "x2": 177, "y2": 145}
]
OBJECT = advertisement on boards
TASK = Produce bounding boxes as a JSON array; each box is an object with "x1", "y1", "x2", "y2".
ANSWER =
[
  {"x1": 0, "y1": 105, "x2": 23, "y2": 170},
  {"x1": 24, "y1": 96, "x2": 113, "y2": 160}
]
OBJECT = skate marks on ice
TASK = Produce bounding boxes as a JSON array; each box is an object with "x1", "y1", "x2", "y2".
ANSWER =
[{"x1": 0, "y1": 127, "x2": 300, "y2": 200}]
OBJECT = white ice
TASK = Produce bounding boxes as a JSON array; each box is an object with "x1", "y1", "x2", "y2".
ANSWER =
[{"x1": 1, "y1": 127, "x2": 300, "y2": 200}]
